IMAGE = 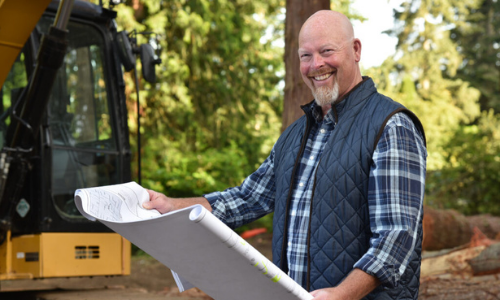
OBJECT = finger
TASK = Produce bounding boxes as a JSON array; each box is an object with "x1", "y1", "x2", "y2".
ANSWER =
[
  {"x1": 146, "y1": 189, "x2": 157, "y2": 200},
  {"x1": 310, "y1": 290, "x2": 324, "y2": 299},
  {"x1": 144, "y1": 191, "x2": 172, "y2": 214},
  {"x1": 143, "y1": 189, "x2": 159, "y2": 209},
  {"x1": 142, "y1": 189, "x2": 154, "y2": 209},
  {"x1": 142, "y1": 201, "x2": 152, "y2": 209}
]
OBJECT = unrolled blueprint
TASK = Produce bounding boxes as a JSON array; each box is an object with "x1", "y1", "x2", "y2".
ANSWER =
[{"x1": 74, "y1": 182, "x2": 313, "y2": 300}]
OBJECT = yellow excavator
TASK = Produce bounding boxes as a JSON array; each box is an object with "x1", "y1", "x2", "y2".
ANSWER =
[{"x1": 0, "y1": 0, "x2": 158, "y2": 289}]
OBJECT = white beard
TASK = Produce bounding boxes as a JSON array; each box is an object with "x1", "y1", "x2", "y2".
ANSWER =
[{"x1": 313, "y1": 80, "x2": 339, "y2": 107}]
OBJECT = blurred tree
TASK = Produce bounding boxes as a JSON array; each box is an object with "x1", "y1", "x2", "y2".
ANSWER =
[
  {"x1": 426, "y1": 110, "x2": 500, "y2": 215},
  {"x1": 451, "y1": 0, "x2": 500, "y2": 112},
  {"x1": 364, "y1": 0, "x2": 500, "y2": 216},
  {"x1": 111, "y1": 0, "x2": 285, "y2": 197},
  {"x1": 367, "y1": 0, "x2": 482, "y2": 170}
]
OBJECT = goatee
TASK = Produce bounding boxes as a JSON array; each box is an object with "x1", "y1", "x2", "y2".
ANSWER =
[{"x1": 313, "y1": 80, "x2": 339, "y2": 107}]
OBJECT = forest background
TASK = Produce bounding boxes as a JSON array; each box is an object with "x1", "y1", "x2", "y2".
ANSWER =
[{"x1": 107, "y1": 0, "x2": 500, "y2": 231}]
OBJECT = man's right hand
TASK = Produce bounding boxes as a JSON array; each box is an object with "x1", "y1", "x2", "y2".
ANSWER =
[
  {"x1": 142, "y1": 190, "x2": 212, "y2": 214},
  {"x1": 143, "y1": 190, "x2": 175, "y2": 214}
]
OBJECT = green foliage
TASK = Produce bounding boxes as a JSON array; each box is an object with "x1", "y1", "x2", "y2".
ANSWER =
[
  {"x1": 365, "y1": 0, "x2": 500, "y2": 216},
  {"x1": 1, "y1": 53, "x2": 28, "y2": 126},
  {"x1": 368, "y1": 0, "x2": 482, "y2": 170},
  {"x1": 142, "y1": 141, "x2": 252, "y2": 197},
  {"x1": 426, "y1": 110, "x2": 500, "y2": 215},
  {"x1": 112, "y1": 0, "x2": 284, "y2": 201},
  {"x1": 451, "y1": 0, "x2": 500, "y2": 112}
]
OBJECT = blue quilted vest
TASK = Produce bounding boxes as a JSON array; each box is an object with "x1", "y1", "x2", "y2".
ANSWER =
[{"x1": 271, "y1": 78, "x2": 425, "y2": 299}]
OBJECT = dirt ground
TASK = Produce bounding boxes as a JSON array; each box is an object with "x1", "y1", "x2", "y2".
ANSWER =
[{"x1": 2, "y1": 233, "x2": 500, "y2": 299}]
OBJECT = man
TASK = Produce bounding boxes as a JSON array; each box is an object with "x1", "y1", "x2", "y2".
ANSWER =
[{"x1": 144, "y1": 10, "x2": 427, "y2": 300}]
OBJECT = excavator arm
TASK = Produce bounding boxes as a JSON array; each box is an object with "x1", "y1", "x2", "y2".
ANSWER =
[
  {"x1": 1, "y1": 0, "x2": 75, "y2": 234},
  {"x1": 0, "y1": 0, "x2": 53, "y2": 88}
]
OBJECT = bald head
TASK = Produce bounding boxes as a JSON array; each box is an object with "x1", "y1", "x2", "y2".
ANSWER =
[{"x1": 299, "y1": 10, "x2": 355, "y2": 47}]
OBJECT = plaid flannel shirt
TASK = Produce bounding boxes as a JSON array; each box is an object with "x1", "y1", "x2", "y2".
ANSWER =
[{"x1": 205, "y1": 103, "x2": 427, "y2": 288}]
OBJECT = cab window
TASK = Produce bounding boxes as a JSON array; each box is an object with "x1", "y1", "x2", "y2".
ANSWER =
[{"x1": 39, "y1": 17, "x2": 121, "y2": 219}]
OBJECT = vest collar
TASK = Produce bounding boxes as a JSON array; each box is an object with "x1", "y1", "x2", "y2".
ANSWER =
[{"x1": 331, "y1": 76, "x2": 375, "y2": 122}]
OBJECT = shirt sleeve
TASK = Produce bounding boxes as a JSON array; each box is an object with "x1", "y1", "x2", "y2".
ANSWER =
[
  {"x1": 353, "y1": 112, "x2": 427, "y2": 288},
  {"x1": 203, "y1": 147, "x2": 277, "y2": 229}
]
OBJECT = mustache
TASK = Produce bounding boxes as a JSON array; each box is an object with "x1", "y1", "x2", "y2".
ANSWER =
[{"x1": 307, "y1": 67, "x2": 336, "y2": 77}]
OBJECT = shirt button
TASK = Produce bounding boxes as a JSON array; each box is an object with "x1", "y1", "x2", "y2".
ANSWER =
[
  {"x1": 299, "y1": 182, "x2": 304, "y2": 187},
  {"x1": 320, "y1": 129, "x2": 326, "y2": 134},
  {"x1": 309, "y1": 155, "x2": 314, "y2": 160}
]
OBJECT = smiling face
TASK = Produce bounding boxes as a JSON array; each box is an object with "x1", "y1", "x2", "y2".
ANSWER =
[{"x1": 298, "y1": 11, "x2": 362, "y2": 109}]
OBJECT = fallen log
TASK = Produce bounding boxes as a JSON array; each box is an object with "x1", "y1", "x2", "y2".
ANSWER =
[
  {"x1": 421, "y1": 227, "x2": 500, "y2": 279},
  {"x1": 423, "y1": 206, "x2": 472, "y2": 250},
  {"x1": 469, "y1": 242, "x2": 500, "y2": 276},
  {"x1": 421, "y1": 245, "x2": 486, "y2": 278},
  {"x1": 422, "y1": 206, "x2": 500, "y2": 251},
  {"x1": 467, "y1": 214, "x2": 500, "y2": 240}
]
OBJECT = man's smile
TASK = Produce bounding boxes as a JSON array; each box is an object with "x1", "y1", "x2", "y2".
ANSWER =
[
  {"x1": 308, "y1": 68, "x2": 337, "y2": 83},
  {"x1": 312, "y1": 72, "x2": 334, "y2": 81}
]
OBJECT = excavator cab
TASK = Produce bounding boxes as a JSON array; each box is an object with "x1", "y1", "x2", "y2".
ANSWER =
[{"x1": 0, "y1": 0, "x2": 144, "y2": 284}]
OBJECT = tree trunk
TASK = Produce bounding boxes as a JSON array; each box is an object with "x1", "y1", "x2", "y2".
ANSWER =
[
  {"x1": 423, "y1": 206, "x2": 500, "y2": 251},
  {"x1": 282, "y1": 0, "x2": 330, "y2": 132}
]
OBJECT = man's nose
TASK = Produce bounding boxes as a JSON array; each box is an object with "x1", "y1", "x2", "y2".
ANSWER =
[{"x1": 312, "y1": 53, "x2": 325, "y2": 69}]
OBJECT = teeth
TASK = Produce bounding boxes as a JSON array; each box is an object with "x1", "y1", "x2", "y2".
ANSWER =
[{"x1": 314, "y1": 73, "x2": 332, "y2": 81}]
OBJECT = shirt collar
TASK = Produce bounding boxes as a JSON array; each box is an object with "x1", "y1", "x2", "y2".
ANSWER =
[{"x1": 310, "y1": 102, "x2": 335, "y2": 124}]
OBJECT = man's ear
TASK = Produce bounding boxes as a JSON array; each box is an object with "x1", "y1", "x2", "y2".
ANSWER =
[{"x1": 353, "y1": 38, "x2": 362, "y2": 62}]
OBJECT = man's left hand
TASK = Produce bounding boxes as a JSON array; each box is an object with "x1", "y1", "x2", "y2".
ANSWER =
[
  {"x1": 309, "y1": 268, "x2": 380, "y2": 300},
  {"x1": 310, "y1": 287, "x2": 342, "y2": 300}
]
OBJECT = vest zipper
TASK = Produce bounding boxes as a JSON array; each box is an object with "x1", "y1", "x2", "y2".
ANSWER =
[
  {"x1": 306, "y1": 120, "x2": 336, "y2": 291},
  {"x1": 306, "y1": 160, "x2": 319, "y2": 291},
  {"x1": 279, "y1": 115, "x2": 314, "y2": 273}
]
